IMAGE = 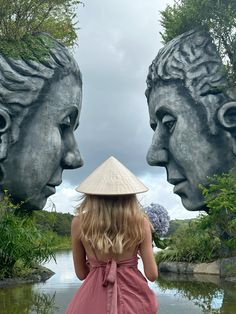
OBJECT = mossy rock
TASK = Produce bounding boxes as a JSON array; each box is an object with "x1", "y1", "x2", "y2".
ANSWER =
[{"x1": 220, "y1": 257, "x2": 236, "y2": 278}]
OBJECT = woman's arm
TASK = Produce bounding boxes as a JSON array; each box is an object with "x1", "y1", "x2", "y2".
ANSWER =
[
  {"x1": 71, "y1": 216, "x2": 90, "y2": 280},
  {"x1": 139, "y1": 218, "x2": 158, "y2": 282}
]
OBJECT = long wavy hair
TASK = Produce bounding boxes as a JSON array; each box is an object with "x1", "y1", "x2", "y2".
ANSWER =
[{"x1": 76, "y1": 194, "x2": 151, "y2": 255}]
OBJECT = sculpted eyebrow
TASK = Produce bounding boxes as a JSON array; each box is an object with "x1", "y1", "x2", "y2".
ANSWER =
[{"x1": 155, "y1": 105, "x2": 171, "y2": 118}]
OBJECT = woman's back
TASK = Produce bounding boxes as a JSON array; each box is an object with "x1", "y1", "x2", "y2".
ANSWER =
[
  {"x1": 66, "y1": 214, "x2": 158, "y2": 314},
  {"x1": 82, "y1": 238, "x2": 138, "y2": 263},
  {"x1": 66, "y1": 157, "x2": 158, "y2": 313}
]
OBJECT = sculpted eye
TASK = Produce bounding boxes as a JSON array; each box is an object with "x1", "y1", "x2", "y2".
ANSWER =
[
  {"x1": 162, "y1": 114, "x2": 176, "y2": 132},
  {"x1": 150, "y1": 122, "x2": 157, "y2": 131}
]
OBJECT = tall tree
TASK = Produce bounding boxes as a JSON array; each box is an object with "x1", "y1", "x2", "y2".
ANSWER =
[
  {"x1": 0, "y1": 0, "x2": 81, "y2": 47},
  {"x1": 160, "y1": 0, "x2": 236, "y2": 84}
]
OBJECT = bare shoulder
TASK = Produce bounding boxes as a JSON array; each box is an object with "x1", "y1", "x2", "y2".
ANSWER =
[
  {"x1": 71, "y1": 215, "x2": 81, "y2": 227},
  {"x1": 143, "y1": 216, "x2": 152, "y2": 231},
  {"x1": 71, "y1": 215, "x2": 82, "y2": 238}
]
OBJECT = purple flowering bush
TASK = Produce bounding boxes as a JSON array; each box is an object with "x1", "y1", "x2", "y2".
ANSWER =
[{"x1": 144, "y1": 203, "x2": 170, "y2": 249}]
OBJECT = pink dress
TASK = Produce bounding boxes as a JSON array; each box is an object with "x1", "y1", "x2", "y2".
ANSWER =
[{"x1": 66, "y1": 252, "x2": 158, "y2": 314}]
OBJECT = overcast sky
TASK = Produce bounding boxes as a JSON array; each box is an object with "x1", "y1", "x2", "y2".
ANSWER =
[{"x1": 45, "y1": 0, "x2": 199, "y2": 220}]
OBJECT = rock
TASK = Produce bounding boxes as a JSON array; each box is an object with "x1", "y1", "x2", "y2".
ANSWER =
[
  {"x1": 220, "y1": 257, "x2": 236, "y2": 278},
  {"x1": 159, "y1": 261, "x2": 194, "y2": 274},
  {"x1": 159, "y1": 257, "x2": 236, "y2": 277},
  {"x1": 224, "y1": 277, "x2": 236, "y2": 282},
  {"x1": 193, "y1": 260, "x2": 220, "y2": 275},
  {"x1": 0, "y1": 265, "x2": 55, "y2": 288}
]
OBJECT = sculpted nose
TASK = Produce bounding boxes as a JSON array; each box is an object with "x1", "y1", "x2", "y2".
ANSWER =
[
  {"x1": 62, "y1": 147, "x2": 84, "y2": 169},
  {"x1": 147, "y1": 147, "x2": 168, "y2": 166},
  {"x1": 146, "y1": 130, "x2": 168, "y2": 166}
]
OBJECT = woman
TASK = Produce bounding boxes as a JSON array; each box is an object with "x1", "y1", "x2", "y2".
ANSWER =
[{"x1": 66, "y1": 156, "x2": 158, "y2": 314}]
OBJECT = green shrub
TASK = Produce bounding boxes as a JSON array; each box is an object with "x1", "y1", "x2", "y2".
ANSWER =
[
  {"x1": 156, "y1": 173, "x2": 236, "y2": 263},
  {"x1": 200, "y1": 173, "x2": 236, "y2": 256},
  {"x1": 0, "y1": 192, "x2": 55, "y2": 278},
  {"x1": 33, "y1": 210, "x2": 73, "y2": 236},
  {"x1": 156, "y1": 218, "x2": 221, "y2": 263}
]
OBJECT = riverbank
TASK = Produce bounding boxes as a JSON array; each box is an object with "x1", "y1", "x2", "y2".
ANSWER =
[
  {"x1": 0, "y1": 235, "x2": 70, "y2": 288},
  {"x1": 1, "y1": 250, "x2": 236, "y2": 314},
  {"x1": 0, "y1": 265, "x2": 55, "y2": 288},
  {"x1": 159, "y1": 256, "x2": 236, "y2": 281}
]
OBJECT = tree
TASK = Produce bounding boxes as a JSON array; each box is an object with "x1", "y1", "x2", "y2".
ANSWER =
[
  {"x1": 0, "y1": 0, "x2": 81, "y2": 47},
  {"x1": 160, "y1": 0, "x2": 236, "y2": 84}
]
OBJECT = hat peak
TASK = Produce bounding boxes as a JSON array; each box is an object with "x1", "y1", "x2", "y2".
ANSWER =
[{"x1": 76, "y1": 156, "x2": 148, "y2": 195}]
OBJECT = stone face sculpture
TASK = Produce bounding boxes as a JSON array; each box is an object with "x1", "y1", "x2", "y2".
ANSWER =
[
  {"x1": 0, "y1": 34, "x2": 83, "y2": 211},
  {"x1": 146, "y1": 30, "x2": 236, "y2": 212}
]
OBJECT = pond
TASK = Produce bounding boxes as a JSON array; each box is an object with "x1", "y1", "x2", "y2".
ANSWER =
[{"x1": 0, "y1": 250, "x2": 236, "y2": 313}]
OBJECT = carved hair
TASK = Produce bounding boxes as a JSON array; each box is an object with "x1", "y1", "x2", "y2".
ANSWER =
[
  {"x1": 0, "y1": 33, "x2": 82, "y2": 145},
  {"x1": 146, "y1": 30, "x2": 230, "y2": 134}
]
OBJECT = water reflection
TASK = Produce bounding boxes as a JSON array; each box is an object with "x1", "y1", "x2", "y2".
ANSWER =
[
  {"x1": 157, "y1": 272, "x2": 236, "y2": 314},
  {"x1": 0, "y1": 285, "x2": 58, "y2": 314},
  {"x1": 0, "y1": 251, "x2": 236, "y2": 313}
]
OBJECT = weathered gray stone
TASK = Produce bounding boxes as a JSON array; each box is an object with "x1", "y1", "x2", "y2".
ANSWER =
[
  {"x1": 159, "y1": 271, "x2": 221, "y2": 285},
  {"x1": 220, "y1": 257, "x2": 236, "y2": 278},
  {"x1": 0, "y1": 265, "x2": 54, "y2": 287},
  {"x1": 193, "y1": 260, "x2": 220, "y2": 275},
  {"x1": 0, "y1": 33, "x2": 83, "y2": 211},
  {"x1": 159, "y1": 261, "x2": 194, "y2": 274},
  {"x1": 146, "y1": 30, "x2": 236, "y2": 212},
  {"x1": 159, "y1": 257, "x2": 236, "y2": 279}
]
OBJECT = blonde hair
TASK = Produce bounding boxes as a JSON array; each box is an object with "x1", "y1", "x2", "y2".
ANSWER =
[{"x1": 76, "y1": 194, "x2": 150, "y2": 255}]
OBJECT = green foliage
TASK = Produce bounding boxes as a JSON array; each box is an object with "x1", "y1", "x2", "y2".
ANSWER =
[
  {"x1": 44, "y1": 232, "x2": 71, "y2": 250},
  {"x1": 156, "y1": 173, "x2": 236, "y2": 263},
  {"x1": 200, "y1": 173, "x2": 236, "y2": 214},
  {"x1": 0, "y1": 192, "x2": 55, "y2": 278},
  {"x1": 0, "y1": 33, "x2": 55, "y2": 61},
  {"x1": 200, "y1": 173, "x2": 236, "y2": 254},
  {"x1": 0, "y1": 0, "x2": 81, "y2": 46},
  {"x1": 160, "y1": 0, "x2": 236, "y2": 84},
  {"x1": 166, "y1": 219, "x2": 192, "y2": 237},
  {"x1": 152, "y1": 234, "x2": 169, "y2": 250},
  {"x1": 33, "y1": 210, "x2": 73, "y2": 236},
  {"x1": 157, "y1": 275, "x2": 224, "y2": 314},
  {"x1": 0, "y1": 284, "x2": 58, "y2": 314},
  {"x1": 156, "y1": 218, "x2": 221, "y2": 263}
]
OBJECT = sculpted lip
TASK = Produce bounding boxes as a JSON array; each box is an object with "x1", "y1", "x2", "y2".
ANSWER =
[
  {"x1": 45, "y1": 181, "x2": 62, "y2": 195},
  {"x1": 45, "y1": 184, "x2": 56, "y2": 195},
  {"x1": 173, "y1": 180, "x2": 187, "y2": 195},
  {"x1": 167, "y1": 177, "x2": 187, "y2": 195}
]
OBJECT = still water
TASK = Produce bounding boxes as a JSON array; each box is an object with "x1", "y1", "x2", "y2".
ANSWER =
[{"x1": 0, "y1": 250, "x2": 236, "y2": 314}]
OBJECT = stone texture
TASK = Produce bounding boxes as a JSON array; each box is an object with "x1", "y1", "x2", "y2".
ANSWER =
[
  {"x1": 159, "y1": 261, "x2": 194, "y2": 274},
  {"x1": 146, "y1": 30, "x2": 236, "y2": 213},
  {"x1": 159, "y1": 257, "x2": 236, "y2": 278},
  {"x1": 0, "y1": 34, "x2": 83, "y2": 211},
  {"x1": 0, "y1": 265, "x2": 54, "y2": 288},
  {"x1": 193, "y1": 260, "x2": 220, "y2": 275},
  {"x1": 220, "y1": 257, "x2": 236, "y2": 278}
]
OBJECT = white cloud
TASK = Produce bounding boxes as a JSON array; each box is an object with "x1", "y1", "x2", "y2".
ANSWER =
[
  {"x1": 44, "y1": 182, "x2": 79, "y2": 215},
  {"x1": 45, "y1": 177, "x2": 199, "y2": 220}
]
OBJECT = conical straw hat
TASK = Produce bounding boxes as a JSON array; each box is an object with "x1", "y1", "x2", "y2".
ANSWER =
[{"x1": 76, "y1": 156, "x2": 148, "y2": 195}]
